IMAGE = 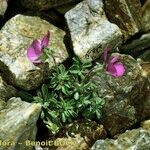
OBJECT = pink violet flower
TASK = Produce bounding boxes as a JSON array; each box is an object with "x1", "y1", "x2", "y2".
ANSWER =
[
  {"x1": 27, "y1": 31, "x2": 50, "y2": 64},
  {"x1": 101, "y1": 47, "x2": 109, "y2": 62},
  {"x1": 106, "y1": 56, "x2": 125, "y2": 77},
  {"x1": 101, "y1": 48, "x2": 125, "y2": 77}
]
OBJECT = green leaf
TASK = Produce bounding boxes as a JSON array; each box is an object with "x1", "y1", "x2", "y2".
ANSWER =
[
  {"x1": 74, "y1": 92, "x2": 79, "y2": 100},
  {"x1": 48, "y1": 110, "x2": 59, "y2": 118},
  {"x1": 96, "y1": 110, "x2": 101, "y2": 119},
  {"x1": 62, "y1": 113, "x2": 66, "y2": 123}
]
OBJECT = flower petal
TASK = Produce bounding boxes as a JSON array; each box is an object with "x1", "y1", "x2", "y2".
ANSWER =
[
  {"x1": 101, "y1": 47, "x2": 109, "y2": 62},
  {"x1": 113, "y1": 62, "x2": 125, "y2": 77},
  {"x1": 41, "y1": 30, "x2": 50, "y2": 48},
  {"x1": 106, "y1": 63, "x2": 117, "y2": 76},
  {"x1": 110, "y1": 56, "x2": 119, "y2": 64},
  {"x1": 27, "y1": 39, "x2": 42, "y2": 63}
]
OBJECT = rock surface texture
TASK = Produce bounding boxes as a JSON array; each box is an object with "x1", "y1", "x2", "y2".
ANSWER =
[
  {"x1": 17, "y1": 0, "x2": 81, "y2": 10},
  {"x1": 120, "y1": 33, "x2": 150, "y2": 54},
  {"x1": 65, "y1": 0, "x2": 122, "y2": 61},
  {"x1": 0, "y1": 0, "x2": 7, "y2": 16},
  {"x1": 104, "y1": 0, "x2": 142, "y2": 40},
  {"x1": 91, "y1": 128, "x2": 150, "y2": 150},
  {"x1": 142, "y1": 0, "x2": 150, "y2": 32},
  {"x1": 92, "y1": 53, "x2": 150, "y2": 136},
  {"x1": 0, "y1": 76, "x2": 17, "y2": 101},
  {"x1": 0, "y1": 97, "x2": 41, "y2": 150},
  {"x1": 0, "y1": 14, "x2": 68, "y2": 90}
]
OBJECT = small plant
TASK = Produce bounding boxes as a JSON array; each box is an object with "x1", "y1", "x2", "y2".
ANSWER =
[
  {"x1": 25, "y1": 31, "x2": 125, "y2": 135},
  {"x1": 33, "y1": 57, "x2": 105, "y2": 134},
  {"x1": 102, "y1": 48, "x2": 125, "y2": 77}
]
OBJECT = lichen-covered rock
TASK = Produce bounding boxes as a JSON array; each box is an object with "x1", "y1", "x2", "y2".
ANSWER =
[
  {"x1": 0, "y1": 0, "x2": 7, "y2": 16},
  {"x1": 0, "y1": 97, "x2": 41, "y2": 150},
  {"x1": 17, "y1": 0, "x2": 81, "y2": 11},
  {"x1": 142, "y1": 0, "x2": 150, "y2": 32},
  {"x1": 120, "y1": 33, "x2": 150, "y2": 54},
  {"x1": 92, "y1": 53, "x2": 150, "y2": 136},
  {"x1": 141, "y1": 119, "x2": 150, "y2": 131},
  {"x1": 43, "y1": 120, "x2": 107, "y2": 150},
  {"x1": 104, "y1": 0, "x2": 142, "y2": 40},
  {"x1": 57, "y1": 120, "x2": 107, "y2": 145},
  {"x1": 0, "y1": 14, "x2": 68, "y2": 90},
  {"x1": 0, "y1": 76, "x2": 17, "y2": 101},
  {"x1": 55, "y1": 2, "x2": 79, "y2": 15},
  {"x1": 139, "y1": 61, "x2": 150, "y2": 78},
  {"x1": 55, "y1": 135, "x2": 89, "y2": 150},
  {"x1": 91, "y1": 128, "x2": 150, "y2": 150},
  {"x1": 139, "y1": 49, "x2": 150, "y2": 62},
  {"x1": 65, "y1": 0, "x2": 122, "y2": 61}
]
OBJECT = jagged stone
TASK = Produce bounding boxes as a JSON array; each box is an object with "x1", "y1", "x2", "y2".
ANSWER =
[
  {"x1": 139, "y1": 49, "x2": 150, "y2": 62},
  {"x1": 104, "y1": 0, "x2": 142, "y2": 40},
  {"x1": 0, "y1": 14, "x2": 68, "y2": 90},
  {"x1": 141, "y1": 119, "x2": 150, "y2": 131},
  {"x1": 92, "y1": 53, "x2": 150, "y2": 136},
  {"x1": 0, "y1": 97, "x2": 41, "y2": 150},
  {"x1": 142, "y1": 0, "x2": 150, "y2": 32},
  {"x1": 65, "y1": 0, "x2": 122, "y2": 61},
  {"x1": 17, "y1": 0, "x2": 81, "y2": 11},
  {"x1": 91, "y1": 128, "x2": 150, "y2": 150},
  {"x1": 0, "y1": 76, "x2": 17, "y2": 101},
  {"x1": 0, "y1": 0, "x2": 7, "y2": 16},
  {"x1": 120, "y1": 33, "x2": 150, "y2": 54}
]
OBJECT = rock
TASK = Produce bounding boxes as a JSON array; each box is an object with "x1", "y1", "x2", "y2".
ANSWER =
[
  {"x1": 141, "y1": 119, "x2": 150, "y2": 131},
  {"x1": 104, "y1": 0, "x2": 142, "y2": 40},
  {"x1": 92, "y1": 53, "x2": 150, "y2": 136},
  {"x1": 91, "y1": 128, "x2": 150, "y2": 150},
  {"x1": 55, "y1": 2, "x2": 79, "y2": 15},
  {"x1": 43, "y1": 120, "x2": 107, "y2": 150},
  {"x1": 120, "y1": 33, "x2": 150, "y2": 54},
  {"x1": 0, "y1": 76, "x2": 17, "y2": 101},
  {"x1": 142, "y1": 0, "x2": 150, "y2": 32},
  {"x1": 139, "y1": 49, "x2": 150, "y2": 62},
  {"x1": 65, "y1": 0, "x2": 122, "y2": 61},
  {"x1": 55, "y1": 135, "x2": 89, "y2": 150},
  {"x1": 17, "y1": 0, "x2": 81, "y2": 11},
  {"x1": 57, "y1": 120, "x2": 107, "y2": 146},
  {"x1": 0, "y1": 14, "x2": 68, "y2": 90},
  {"x1": 0, "y1": 0, "x2": 7, "y2": 16},
  {"x1": 139, "y1": 61, "x2": 150, "y2": 79},
  {"x1": 0, "y1": 97, "x2": 41, "y2": 150}
]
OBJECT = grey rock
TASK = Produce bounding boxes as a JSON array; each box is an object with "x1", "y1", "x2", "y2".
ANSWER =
[
  {"x1": 139, "y1": 49, "x2": 150, "y2": 62},
  {"x1": 55, "y1": 2, "x2": 79, "y2": 15},
  {"x1": 104, "y1": 0, "x2": 142, "y2": 40},
  {"x1": 17, "y1": 0, "x2": 81, "y2": 11},
  {"x1": 120, "y1": 33, "x2": 150, "y2": 54},
  {"x1": 142, "y1": 0, "x2": 150, "y2": 32},
  {"x1": 91, "y1": 128, "x2": 150, "y2": 150},
  {"x1": 56, "y1": 120, "x2": 107, "y2": 147},
  {"x1": 0, "y1": 0, "x2": 7, "y2": 16},
  {"x1": 65, "y1": 0, "x2": 122, "y2": 61},
  {"x1": 0, "y1": 97, "x2": 41, "y2": 150},
  {"x1": 0, "y1": 76, "x2": 17, "y2": 101},
  {"x1": 92, "y1": 53, "x2": 150, "y2": 136},
  {"x1": 0, "y1": 14, "x2": 68, "y2": 90},
  {"x1": 141, "y1": 119, "x2": 150, "y2": 131}
]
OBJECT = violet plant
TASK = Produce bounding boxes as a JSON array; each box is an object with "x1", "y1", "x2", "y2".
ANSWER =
[
  {"x1": 23, "y1": 32, "x2": 125, "y2": 135},
  {"x1": 27, "y1": 31, "x2": 50, "y2": 64},
  {"x1": 102, "y1": 48, "x2": 125, "y2": 77}
]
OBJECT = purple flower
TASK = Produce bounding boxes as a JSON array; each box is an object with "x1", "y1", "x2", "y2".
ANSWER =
[
  {"x1": 106, "y1": 56, "x2": 125, "y2": 77},
  {"x1": 101, "y1": 48, "x2": 125, "y2": 77},
  {"x1": 101, "y1": 47, "x2": 109, "y2": 62},
  {"x1": 27, "y1": 31, "x2": 50, "y2": 64}
]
